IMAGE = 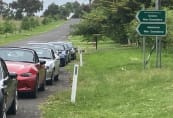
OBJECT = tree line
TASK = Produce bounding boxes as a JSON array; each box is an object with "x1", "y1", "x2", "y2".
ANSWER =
[
  {"x1": 72, "y1": 0, "x2": 173, "y2": 48},
  {"x1": 0, "y1": 0, "x2": 89, "y2": 19},
  {"x1": 0, "y1": 0, "x2": 89, "y2": 36}
]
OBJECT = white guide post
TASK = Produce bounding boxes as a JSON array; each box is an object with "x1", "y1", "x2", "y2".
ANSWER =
[
  {"x1": 79, "y1": 49, "x2": 83, "y2": 67},
  {"x1": 71, "y1": 64, "x2": 79, "y2": 103}
]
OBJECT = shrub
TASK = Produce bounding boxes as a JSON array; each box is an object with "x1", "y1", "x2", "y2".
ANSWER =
[
  {"x1": 42, "y1": 17, "x2": 52, "y2": 25},
  {"x1": 3, "y1": 21, "x2": 15, "y2": 34},
  {"x1": 21, "y1": 17, "x2": 40, "y2": 30},
  {"x1": 21, "y1": 17, "x2": 31, "y2": 30}
]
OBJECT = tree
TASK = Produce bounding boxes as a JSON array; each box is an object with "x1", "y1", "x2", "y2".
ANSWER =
[
  {"x1": 44, "y1": 3, "x2": 59, "y2": 17},
  {"x1": 10, "y1": 0, "x2": 43, "y2": 18}
]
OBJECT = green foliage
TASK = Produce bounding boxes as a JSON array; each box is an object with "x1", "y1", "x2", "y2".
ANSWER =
[
  {"x1": 72, "y1": 0, "x2": 173, "y2": 46},
  {"x1": 9, "y1": 0, "x2": 43, "y2": 17},
  {"x1": 42, "y1": 17, "x2": 53, "y2": 25},
  {"x1": 72, "y1": 8, "x2": 106, "y2": 41},
  {"x1": 3, "y1": 21, "x2": 15, "y2": 34},
  {"x1": 21, "y1": 17, "x2": 31, "y2": 30},
  {"x1": 0, "y1": 23, "x2": 4, "y2": 34},
  {"x1": 21, "y1": 17, "x2": 40, "y2": 30},
  {"x1": 43, "y1": 1, "x2": 89, "y2": 19}
]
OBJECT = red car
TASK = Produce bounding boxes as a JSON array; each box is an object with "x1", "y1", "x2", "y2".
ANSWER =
[{"x1": 0, "y1": 47, "x2": 46, "y2": 98}]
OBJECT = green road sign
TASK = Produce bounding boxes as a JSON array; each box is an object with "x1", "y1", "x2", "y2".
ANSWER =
[
  {"x1": 136, "y1": 23, "x2": 167, "y2": 36},
  {"x1": 136, "y1": 10, "x2": 165, "y2": 22}
]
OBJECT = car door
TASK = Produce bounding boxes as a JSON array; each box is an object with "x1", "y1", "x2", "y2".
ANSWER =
[
  {"x1": 0, "y1": 60, "x2": 16, "y2": 108},
  {"x1": 34, "y1": 52, "x2": 46, "y2": 87},
  {"x1": 51, "y1": 50, "x2": 59, "y2": 76}
]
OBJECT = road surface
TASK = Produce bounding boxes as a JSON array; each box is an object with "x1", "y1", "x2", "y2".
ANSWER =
[{"x1": 7, "y1": 19, "x2": 80, "y2": 118}]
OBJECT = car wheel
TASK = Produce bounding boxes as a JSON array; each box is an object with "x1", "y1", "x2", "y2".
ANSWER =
[
  {"x1": 47, "y1": 71, "x2": 54, "y2": 85},
  {"x1": 31, "y1": 77, "x2": 38, "y2": 98},
  {"x1": 7, "y1": 90, "x2": 18, "y2": 114},
  {"x1": 39, "y1": 79, "x2": 45, "y2": 91},
  {"x1": 54, "y1": 74, "x2": 59, "y2": 81}
]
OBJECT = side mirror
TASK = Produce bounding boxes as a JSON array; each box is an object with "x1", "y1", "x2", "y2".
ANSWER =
[
  {"x1": 9, "y1": 72, "x2": 17, "y2": 79},
  {"x1": 54, "y1": 54, "x2": 60, "y2": 60},
  {"x1": 40, "y1": 60, "x2": 46, "y2": 65}
]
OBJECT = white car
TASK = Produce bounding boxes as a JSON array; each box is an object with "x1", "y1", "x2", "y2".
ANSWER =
[{"x1": 31, "y1": 47, "x2": 60, "y2": 85}]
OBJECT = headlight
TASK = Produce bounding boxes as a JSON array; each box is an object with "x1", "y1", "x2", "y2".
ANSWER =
[{"x1": 20, "y1": 72, "x2": 32, "y2": 77}]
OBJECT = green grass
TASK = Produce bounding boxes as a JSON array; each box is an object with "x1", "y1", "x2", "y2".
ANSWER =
[
  {"x1": 0, "y1": 20, "x2": 65, "y2": 45},
  {"x1": 40, "y1": 36, "x2": 173, "y2": 118}
]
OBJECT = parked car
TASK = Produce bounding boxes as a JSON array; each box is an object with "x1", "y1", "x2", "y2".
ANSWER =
[
  {"x1": 49, "y1": 42, "x2": 71, "y2": 63},
  {"x1": 48, "y1": 42, "x2": 68, "y2": 67},
  {"x1": 0, "y1": 57, "x2": 18, "y2": 118},
  {"x1": 29, "y1": 47, "x2": 60, "y2": 84},
  {"x1": 65, "y1": 42, "x2": 77, "y2": 60},
  {"x1": 0, "y1": 47, "x2": 46, "y2": 98},
  {"x1": 27, "y1": 42, "x2": 66, "y2": 67}
]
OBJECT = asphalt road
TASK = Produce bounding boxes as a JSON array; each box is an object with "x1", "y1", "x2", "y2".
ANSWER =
[{"x1": 7, "y1": 19, "x2": 80, "y2": 118}]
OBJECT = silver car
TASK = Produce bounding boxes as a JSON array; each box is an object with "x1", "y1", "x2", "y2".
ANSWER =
[{"x1": 31, "y1": 47, "x2": 60, "y2": 85}]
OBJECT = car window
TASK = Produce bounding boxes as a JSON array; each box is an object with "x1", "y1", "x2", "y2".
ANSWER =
[
  {"x1": 1, "y1": 61, "x2": 8, "y2": 78},
  {"x1": 0, "y1": 62, "x2": 3, "y2": 80},
  {"x1": 0, "y1": 61, "x2": 8, "y2": 79},
  {"x1": 0, "y1": 48, "x2": 35, "y2": 63},
  {"x1": 34, "y1": 48, "x2": 53, "y2": 59}
]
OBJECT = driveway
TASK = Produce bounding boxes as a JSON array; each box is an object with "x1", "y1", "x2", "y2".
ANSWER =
[{"x1": 7, "y1": 19, "x2": 80, "y2": 118}]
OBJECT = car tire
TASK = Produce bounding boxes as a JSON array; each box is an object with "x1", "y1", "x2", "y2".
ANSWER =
[
  {"x1": 31, "y1": 77, "x2": 38, "y2": 98},
  {"x1": 47, "y1": 71, "x2": 54, "y2": 85},
  {"x1": 54, "y1": 74, "x2": 59, "y2": 81},
  {"x1": 39, "y1": 79, "x2": 45, "y2": 91},
  {"x1": 7, "y1": 91, "x2": 18, "y2": 115}
]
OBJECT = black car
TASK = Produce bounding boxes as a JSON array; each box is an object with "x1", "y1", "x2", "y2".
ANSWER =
[
  {"x1": 48, "y1": 42, "x2": 68, "y2": 67},
  {"x1": 65, "y1": 42, "x2": 77, "y2": 60},
  {"x1": 0, "y1": 57, "x2": 18, "y2": 118}
]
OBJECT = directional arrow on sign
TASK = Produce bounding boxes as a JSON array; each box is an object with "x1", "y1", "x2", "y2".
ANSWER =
[
  {"x1": 136, "y1": 10, "x2": 166, "y2": 22},
  {"x1": 136, "y1": 23, "x2": 167, "y2": 36}
]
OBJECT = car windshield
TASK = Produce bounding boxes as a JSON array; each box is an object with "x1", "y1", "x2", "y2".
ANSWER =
[
  {"x1": 29, "y1": 44, "x2": 56, "y2": 52},
  {"x1": 0, "y1": 48, "x2": 34, "y2": 63},
  {"x1": 65, "y1": 42, "x2": 73, "y2": 48},
  {"x1": 53, "y1": 44, "x2": 64, "y2": 51},
  {"x1": 33, "y1": 48, "x2": 52, "y2": 59}
]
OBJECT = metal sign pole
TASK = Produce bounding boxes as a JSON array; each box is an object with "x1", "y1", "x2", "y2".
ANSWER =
[
  {"x1": 155, "y1": 0, "x2": 161, "y2": 68},
  {"x1": 143, "y1": 36, "x2": 146, "y2": 69}
]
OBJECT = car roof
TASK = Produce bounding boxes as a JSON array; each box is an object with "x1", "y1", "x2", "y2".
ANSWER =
[{"x1": 0, "y1": 47, "x2": 36, "y2": 52}]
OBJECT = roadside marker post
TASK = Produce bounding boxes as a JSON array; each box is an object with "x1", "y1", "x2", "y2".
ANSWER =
[
  {"x1": 71, "y1": 64, "x2": 79, "y2": 103},
  {"x1": 79, "y1": 49, "x2": 83, "y2": 67}
]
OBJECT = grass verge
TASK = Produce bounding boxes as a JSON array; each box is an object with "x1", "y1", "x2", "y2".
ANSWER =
[
  {"x1": 0, "y1": 20, "x2": 65, "y2": 45},
  {"x1": 40, "y1": 36, "x2": 173, "y2": 118}
]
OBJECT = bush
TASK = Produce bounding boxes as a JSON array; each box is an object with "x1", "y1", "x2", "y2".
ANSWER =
[
  {"x1": 0, "y1": 23, "x2": 4, "y2": 34},
  {"x1": 21, "y1": 17, "x2": 31, "y2": 30},
  {"x1": 42, "y1": 17, "x2": 52, "y2": 25},
  {"x1": 30, "y1": 17, "x2": 40, "y2": 28},
  {"x1": 3, "y1": 21, "x2": 15, "y2": 34},
  {"x1": 21, "y1": 17, "x2": 40, "y2": 30}
]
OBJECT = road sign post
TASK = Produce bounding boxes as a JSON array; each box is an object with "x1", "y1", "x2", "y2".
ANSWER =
[{"x1": 136, "y1": 1, "x2": 166, "y2": 68}]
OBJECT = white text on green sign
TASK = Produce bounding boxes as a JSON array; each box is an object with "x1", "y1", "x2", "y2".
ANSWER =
[{"x1": 136, "y1": 10, "x2": 165, "y2": 22}]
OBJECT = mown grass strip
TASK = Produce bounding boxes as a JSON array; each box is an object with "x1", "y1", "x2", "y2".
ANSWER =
[{"x1": 41, "y1": 36, "x2": 173, "y2": 118}]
